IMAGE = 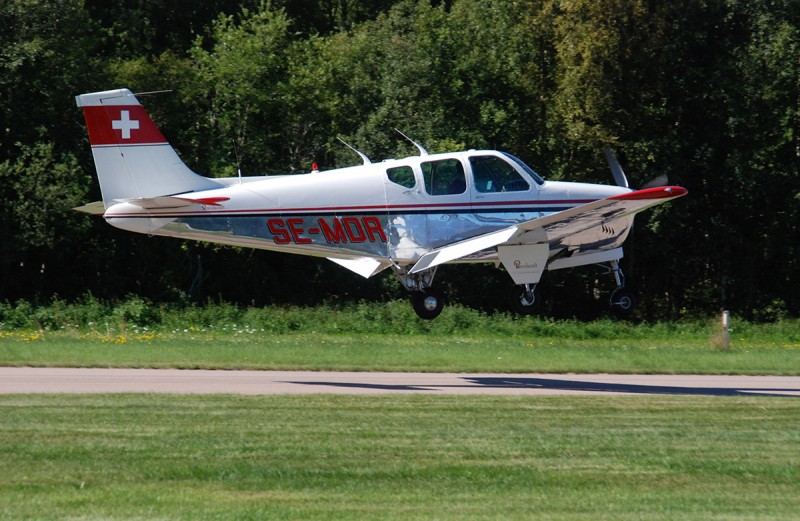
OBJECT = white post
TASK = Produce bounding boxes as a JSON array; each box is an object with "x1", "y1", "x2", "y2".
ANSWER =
[{"x1": 721, "y1": 310, "x2": 730, "y2": 350}]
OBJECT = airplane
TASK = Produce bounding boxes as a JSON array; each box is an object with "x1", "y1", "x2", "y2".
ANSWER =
[{"x1": 74, "y1": 88, "x2": 687, "y2": 319}]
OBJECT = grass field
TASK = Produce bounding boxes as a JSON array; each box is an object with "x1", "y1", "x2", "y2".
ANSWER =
[
  {"x1": 1, "y1": 394, "x2": 798, "y2": 520},
  {"x1": 3, "y1": 331, "x2": 800, "y2": 374},
  {"x1": 2, "y1": 299, "x2": 800, "y2": 374},
  {"x1": 2, "y1": 299, "x2": 799, "y2": 519}
]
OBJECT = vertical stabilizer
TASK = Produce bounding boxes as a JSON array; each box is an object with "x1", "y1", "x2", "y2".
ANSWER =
[{"x1": 76, "y1": 89, "x2": 220, "y2": 207}]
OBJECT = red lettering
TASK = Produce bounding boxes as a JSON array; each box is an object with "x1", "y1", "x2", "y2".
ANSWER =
[
  {"x1": 268, "y1": 218, "x2": 290, "y2": 244},
  {"x1": 319, "y1": 218, "x2": 348, "y2": 243},
  {"x1": 272, "y1": 216, "x2": 386, "y2": 245},
  {"x1": 287, "y1": 218, "x2": 312, "y2": 244},
  {"x1": 342, "y1": 217, "x2": 367, "y2": 243},
  {"x1": 362, "y1": 216, "x2": 387, "y2": 243}
]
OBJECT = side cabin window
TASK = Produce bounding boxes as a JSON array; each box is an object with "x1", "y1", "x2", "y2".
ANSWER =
[
  {"x1": 421, "y1": 158, "x2": 466, "y2": 196},
  {"x1": 386, "y1": 165, "x2": 416, "y2": 189},
  {"x1": 469, "y1": 155, "x2": 530, "y2": 193}
]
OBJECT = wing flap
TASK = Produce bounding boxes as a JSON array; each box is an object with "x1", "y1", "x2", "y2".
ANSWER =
[
  {"x1": 328, "y1": 257, "x2": 393, "y2": 278},
  {"x1": 409, "y1": 227, "x2": 518, "y2": 274}
]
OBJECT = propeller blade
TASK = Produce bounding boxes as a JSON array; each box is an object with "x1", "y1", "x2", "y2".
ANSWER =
[
  {"x1": 641, "y1": 174, "x2": 669, "y2": 189},
  {"x1": 604, "y1": 148, "x2": 629, "y2": 188}
]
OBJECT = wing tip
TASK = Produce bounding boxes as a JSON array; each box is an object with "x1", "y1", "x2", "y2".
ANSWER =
[{"x1": 611, "y1": 186, "x2": 687, "y2": 201}]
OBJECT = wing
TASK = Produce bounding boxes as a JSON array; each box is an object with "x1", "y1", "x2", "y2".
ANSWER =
[{"x1": 410, "y1": 186, "x2": 687, "y2": 274}]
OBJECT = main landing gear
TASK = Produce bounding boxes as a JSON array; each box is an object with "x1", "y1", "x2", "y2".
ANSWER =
[
  {"x1": 395, "y1": 266, "x2": 445, "y2": 320},
  {"x1": 397, "y1": 259, "x2": 637, "y2": 320},
  {"x1": 511, "y1": 283, "x2": 540, "y2": 315},
  {"x1": 608, "y1": 259, "x2": 637, "y2": 318},
  {"x1": 411, "y1": 288, "x2": 445, "y2": 320},
  {"x1": 508, "y1": 259, "x2": 638, "y2": 318}
]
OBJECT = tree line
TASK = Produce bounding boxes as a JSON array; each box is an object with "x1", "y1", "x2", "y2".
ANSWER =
[{"x1": 0, "y1": 0, "x2": 798, "y2": 320}]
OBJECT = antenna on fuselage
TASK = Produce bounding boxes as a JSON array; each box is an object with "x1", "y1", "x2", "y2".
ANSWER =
[
  {"x1": 336, "y1": 137, "x2": 372, "y2": 165},
  {"x1": 132, "y1": 89, "x2": 174, "y2": 98},
  {"x1": 395, "y1": 128, "x2": 429, "y2": 156}
]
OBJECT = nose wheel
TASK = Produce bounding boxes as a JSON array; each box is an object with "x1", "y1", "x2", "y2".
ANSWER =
[{"x1": 411, "y1": 288, "x2": 444, "y2": 320}]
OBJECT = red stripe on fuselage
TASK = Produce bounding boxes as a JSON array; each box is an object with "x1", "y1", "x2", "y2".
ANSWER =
[{"x1": 103, "y1": 199, "x2": 594, "y2": 218}]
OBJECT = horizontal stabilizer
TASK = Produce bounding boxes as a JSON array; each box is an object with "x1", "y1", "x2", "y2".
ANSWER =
[
  {"x1": 119, "y1": 196, "x2": 230, "y2": 210},
  {"x1": 73, "y1": 201, "x2": 106, "y2": 215},
  {"x1": 121, "y1": 197, "x2": 195, "y2": 209}
]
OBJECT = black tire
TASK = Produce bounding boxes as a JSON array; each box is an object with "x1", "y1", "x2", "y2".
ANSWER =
[
  {"x1": 610, "y1": 288, "x2": 637, "y2": 319},
  {"x1": 411, "y1": 289, "x2": 444, "y2": 320}
]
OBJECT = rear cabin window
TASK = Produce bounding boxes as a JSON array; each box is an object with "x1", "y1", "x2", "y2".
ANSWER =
[
  {"x1": 386, "y1": 165, "x2": 416, "y2": 189},
  {"x1": 421, "y1": 159, "x2": 466, "y2": 196},
  {"x1": 469, "y1": 155, "x2": 530, "y2": 193}
]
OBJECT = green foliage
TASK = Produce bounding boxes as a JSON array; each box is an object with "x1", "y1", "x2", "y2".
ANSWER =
[
  {"x1": 0, "y1": 0, "x2": 798, "y2": 319},
  {"x1": 0, "y1": 142, "x2": 91, "y2": 249},
  {"x1": 190, "y1": 3, "x2": 293, "y2": 173},
  {"x1": 1, "y1": 296, "x2": 797, "y2": 341}
]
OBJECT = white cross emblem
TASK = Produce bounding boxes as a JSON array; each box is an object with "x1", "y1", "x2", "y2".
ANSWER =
[{"x1": 112, "y1": 110, "x2": 140, "y2": 139}]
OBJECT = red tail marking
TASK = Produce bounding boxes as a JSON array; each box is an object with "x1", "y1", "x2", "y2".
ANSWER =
[{"x1": 82, "y1": 105, "x2": 167, "y2": 146}]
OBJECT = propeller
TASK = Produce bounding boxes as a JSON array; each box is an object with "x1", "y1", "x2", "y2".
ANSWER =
[
  {"x1": 604, "y1": 148, "x2": 629, "y2": 188},
  {"x1": 641, "y1": 174, "x2": 669, "y2": 189},
  {"x1": 604, "y1": 148, "x2": 669, "y2": 189}
]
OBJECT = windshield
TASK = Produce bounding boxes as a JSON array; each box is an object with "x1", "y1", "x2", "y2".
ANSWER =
[{"x1": 500, "y1": 152, "x2": 544, "y2": 185}]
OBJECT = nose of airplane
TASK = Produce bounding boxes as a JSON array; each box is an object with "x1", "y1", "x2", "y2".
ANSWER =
[{"x1": 540, "y1": 181, "x2": 632, "y2": 202}]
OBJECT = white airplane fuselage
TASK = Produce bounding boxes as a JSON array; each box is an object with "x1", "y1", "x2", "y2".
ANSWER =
[
  {"x1": 76, "y1": 88, "x2": 686, "y2": 318},
  {"x1": 103, "y1": 150, "x2": 631, "y2": 276}
]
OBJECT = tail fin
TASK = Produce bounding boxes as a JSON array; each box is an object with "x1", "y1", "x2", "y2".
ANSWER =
[{"x1": 76, "y1": 88, "x2": 220, "y2": 208}]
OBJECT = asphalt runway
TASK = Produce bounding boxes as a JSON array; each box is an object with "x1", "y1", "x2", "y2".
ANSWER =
[{"x1": 1, "y1": 367, "x2": 799, "y2": 397}]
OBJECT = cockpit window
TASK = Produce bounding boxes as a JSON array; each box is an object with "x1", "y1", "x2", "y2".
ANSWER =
[
  {"x1": 470, "y1": 155, "x2": 531, "y2": 193},
  {"x1": 421, "y1": 158, "x2": 466, "y2": 196},
  {"x1": 386, "y1": 165, "x2": 416, "y2": 189},
  {"x1": 500, "y1": 152, "x2": 544, "y2": 185}
]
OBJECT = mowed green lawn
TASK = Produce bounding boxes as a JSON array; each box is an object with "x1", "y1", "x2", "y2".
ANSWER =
[
  {"x1": 1, "y1": 394, "x2": 798, "y2": 520},
  {"x1": 2, "y1": 300, "x2": 799, "y2": 374},
  {"x1": 2, "y1": 306, "x2": 799, "y2": 519},
  {"x1": 1, "y1": 330, "x2": 800, "y2": 374}
]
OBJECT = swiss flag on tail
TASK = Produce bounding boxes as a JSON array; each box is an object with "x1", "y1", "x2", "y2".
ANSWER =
[{"x1": 81, "y1": 105, "x2": 167, "y2": 146}]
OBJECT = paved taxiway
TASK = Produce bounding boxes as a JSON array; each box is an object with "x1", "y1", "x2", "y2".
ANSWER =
[{"x1": 1, "y1": 368, "x2": 799, "y2": 397}]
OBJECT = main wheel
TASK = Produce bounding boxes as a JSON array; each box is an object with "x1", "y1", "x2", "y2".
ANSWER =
[
  {"x1": 511, "y1": 285, "x2": 540, "y2": 315},
  {"x1": 412, "y1": 289, "x2": 444, "y2": 320},
  {"x1": 610, "y1": 287, "x2": 637, "y2": 318}
]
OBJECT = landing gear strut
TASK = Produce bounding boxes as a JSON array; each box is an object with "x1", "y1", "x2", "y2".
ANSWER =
[{"x1": 608, "y1": 259, "x2": 637, "y2": 318}]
